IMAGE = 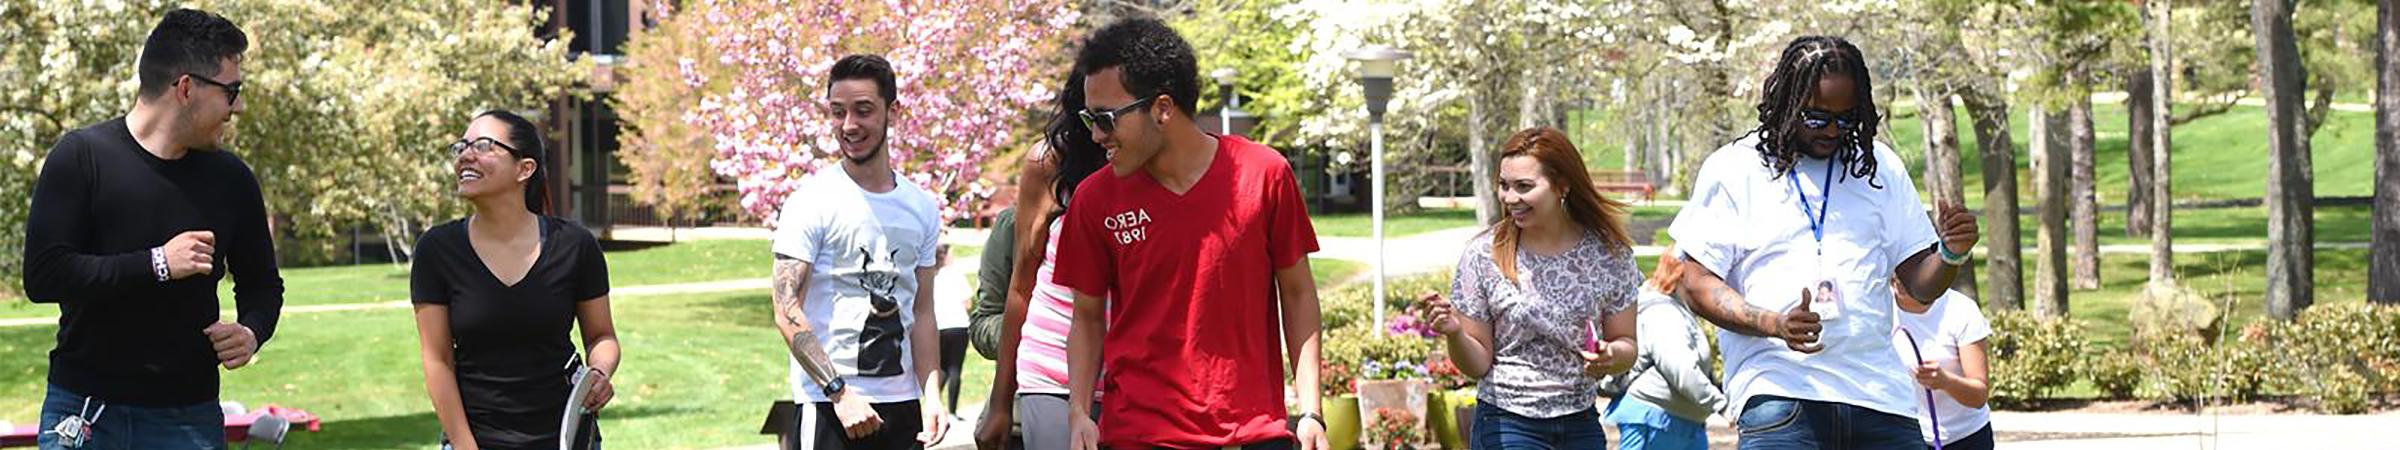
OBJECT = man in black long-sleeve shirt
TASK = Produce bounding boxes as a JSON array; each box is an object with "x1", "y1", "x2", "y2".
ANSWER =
[{"x1": 19, "y1": 9, "x2": 282, "y2": 448}]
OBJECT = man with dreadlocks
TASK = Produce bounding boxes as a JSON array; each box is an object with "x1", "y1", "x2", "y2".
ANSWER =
[{"x1": 1664, "y1": 35, "x2": 1982, "y2": 449}]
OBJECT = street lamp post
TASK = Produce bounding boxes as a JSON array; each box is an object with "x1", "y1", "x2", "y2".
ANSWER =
[
  {"x1": 1212, "y1": 68, "x2": 1237, "y2": 135},
  {"x1": 1345, "y1": 45, "x2": 1410, "y2": 335}
]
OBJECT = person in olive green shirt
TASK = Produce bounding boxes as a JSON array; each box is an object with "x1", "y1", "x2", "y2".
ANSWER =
[{"x1": 967, "y1": 207, "x2": 1018, "y2": 361}]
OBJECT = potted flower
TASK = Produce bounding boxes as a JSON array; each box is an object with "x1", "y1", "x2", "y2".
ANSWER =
[
  {"x1": 1354, "y1": 313, "x2": 1438, "y2": 450},
  {"x1": 1422, "y1": 354, "x2": 1477, "y2": 449},
  {"x1": 1319, "y1": 360, "x2": 1362, "y2": 450},
  {"x1": 1366, "y1": 407, "x2": 1426, "y2": 450}
]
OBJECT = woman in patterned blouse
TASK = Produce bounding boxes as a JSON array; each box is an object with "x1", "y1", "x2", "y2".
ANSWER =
[{"x1": 1427, "y1": 127, "x2": 1644, "y2": 450}]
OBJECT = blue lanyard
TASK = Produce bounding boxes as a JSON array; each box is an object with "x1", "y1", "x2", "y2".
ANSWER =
[{"x1": 1790, "y1": 161, "x2": 1836, "y2": 255}]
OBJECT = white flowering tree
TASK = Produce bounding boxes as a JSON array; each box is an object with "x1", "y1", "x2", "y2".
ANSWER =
[{"x1": 0, "y1": 0, "x2": 583, "y2": 285}]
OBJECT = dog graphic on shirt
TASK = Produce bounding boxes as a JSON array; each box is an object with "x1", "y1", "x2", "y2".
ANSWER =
[{"x1": 852, "y1": 245, "x2": 909, "y2": 377}]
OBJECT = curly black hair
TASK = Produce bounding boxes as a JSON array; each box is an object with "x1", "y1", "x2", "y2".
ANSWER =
[
  {"x1": 1753, "y1": 35, "x2": 1883, "y2": 189},
  {"x1": 1075, "y1": 17, "x2": 1200, "y2": 117},
  {"x1": 1046, "y1": 65, "x2": 1107, "y2": 209},
  {"x1": 137, "y1": 8, "x2": 249, "y2": 99}
]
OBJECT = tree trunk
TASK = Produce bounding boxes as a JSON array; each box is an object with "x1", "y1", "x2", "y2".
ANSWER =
[
  {"x1": 1963, "y1": 89, "x2": 2024, "y2": 310},
  {"x1": 2070, "y1": 97, "x2": 2101, "y2": 290},
  {"x1": 1917, "y1": 87, "x2": 1977, "y2": 298},
  {"x1": 2148, "y1": 0, "x2": 2178, "y2": 288},
  {"x1": 2374, "y1": 0, "x2": 2400, "y2": 305},
  {"x1": 2257, "y1": 0, "x2": 2316, "y2": 320},
  {"x1": 1469, "y1": 96, "x2": 1498, "y2": 225},
  {"x1": 2033, "y1": 107, "x2": 2071, "y2": 319},
  {"x1": 2125, "y1": 71, "x2": 2156, "y2": 238}
]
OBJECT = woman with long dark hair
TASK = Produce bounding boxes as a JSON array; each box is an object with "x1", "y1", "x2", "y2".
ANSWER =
[
  {"x1": 1426, "y1": 127, "x2": 1643, "y2": 450},
  {"x1": 412, "y1": 110, "x2": 620, "y2": 449},
  {"x1": 970, "y1": 66, "x2": 1111, "y2": 450}
]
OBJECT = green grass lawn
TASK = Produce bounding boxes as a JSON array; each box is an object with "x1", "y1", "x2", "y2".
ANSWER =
[
  {"x1": 1311, "y1": 257, "x2": 1366, "y2": 287},
  {"x1": 1310, "y1": 204, "x2": 1681, "y2": 240},
  {"x1": 0, "y1": 287, "x2": 997, "y2": 449},
  {"x1": 1882, "y1": 102, "x2": 2380, "y2": 205},
  {"x1": 0, "y1": 239, "x2": 782, "y2": 319},
  {"x1": 1311, "y1": 209, "x2": 1480, "y2": 238},
  {"x1": 2044, "y1": 248, "x2": 2375, "y2": 350},
  {"x1": 1996, "y1": 203, "x2": 2376, "y2": 248},
  {"x1": 0, "y1": 246, "x2": 1347, "y2": 447}
]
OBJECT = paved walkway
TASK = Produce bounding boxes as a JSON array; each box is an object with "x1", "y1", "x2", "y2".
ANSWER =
[
  {"x1": 700, "y1": 401, "x2": 2396, "y2": 450},
  {"x1": 1986, "y1": 410, "x2": 2400, "y2": 449}
]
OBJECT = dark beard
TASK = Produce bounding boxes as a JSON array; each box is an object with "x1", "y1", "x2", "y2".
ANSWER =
[
  {"x1": 844, "y1": 140, "x2": 884, "y2": 164},
  {"x1": 843, "y1": 125, "x2": 889, "y2": 164}
]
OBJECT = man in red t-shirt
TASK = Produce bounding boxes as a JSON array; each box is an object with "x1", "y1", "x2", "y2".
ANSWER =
[{"x1": 1051, "y1": 17, "x2": 1328, "y2": 450}]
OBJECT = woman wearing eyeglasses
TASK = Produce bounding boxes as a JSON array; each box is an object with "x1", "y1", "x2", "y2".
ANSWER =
[{"x1": 411, "y1": 110, "x2": 619, "y2": 450}]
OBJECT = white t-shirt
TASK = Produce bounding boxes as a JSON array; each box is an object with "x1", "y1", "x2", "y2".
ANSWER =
[
  {"x1": 934, "y1": 254, "x2": 970, "y2": 330},
  {"x1": 772, "y1": 169, "x2": 943, "y2": 404},
  {"x1": 1894, "y1": 289, "x2": 1994, "y2": 445},
  {"x1": 1666, "y1": 134, "x2": 1941, "y2": 420}
]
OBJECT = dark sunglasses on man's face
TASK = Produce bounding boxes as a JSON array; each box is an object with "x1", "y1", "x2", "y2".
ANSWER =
[
  {"x1": 183, "y1": 73, "x2": 242, "y2": 105},
  {"x1": 448, "y1": 137, "x2": 522, "y2": 158},
  {"x1": 1077, "y1": 96, "x2": 1157, "y2": 134},
  {"x1": 1799, "y1": 108, "x2": 1861, "y2": 131}
]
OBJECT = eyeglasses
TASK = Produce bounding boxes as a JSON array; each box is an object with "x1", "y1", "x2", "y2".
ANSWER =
[
  {"x1": 183, "y1": 73, "x2": 242, "y2": 105},
  {"x1": 1077, "y1": 96, "x2": 1157, "y2": 133},
  {"x1": 1799, "y1": 108, "x2": 1861, "y2": 131},
  {"x1": 448, "y1": 137, "x2": 522, "y2": 158}
]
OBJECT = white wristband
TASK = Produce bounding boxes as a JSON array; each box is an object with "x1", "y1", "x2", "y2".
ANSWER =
[{"x1": 151, "y1": 247, "x2": 171, "y2": 282}]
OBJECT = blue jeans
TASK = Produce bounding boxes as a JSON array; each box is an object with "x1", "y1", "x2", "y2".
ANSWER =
[
  {"x1": 1602, "y1": 397, "x2": 1707, "y2": 450},
  {"x1": 1932, "y1": 423, "x2": 1994, "y2": 450},
  {"x1": 37, "y1": 384, "x2": 224, "y2": 450},
  {"x1": 1735, "y1": 396, "x2": 1921, "y2": 450},
  {"x1": 1470, "y1": 403, "x2": 1607, "y2": 450}
]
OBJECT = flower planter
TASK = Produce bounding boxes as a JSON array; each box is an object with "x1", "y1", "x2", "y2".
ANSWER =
[
  {"x1": 1426, "y1": 389, "x2": 1476, "y2": 449},
  {"x1": 1356, "y1": 379, "x2": 1432, "y2": 450},
  {"x1": 1324, "y1": 395, "x2": 1362, "y2": 450}
]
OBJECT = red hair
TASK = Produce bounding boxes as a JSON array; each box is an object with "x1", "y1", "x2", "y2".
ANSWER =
[{"x1": 1492, "y1": 127, "x2": 1635, "y2": 284}]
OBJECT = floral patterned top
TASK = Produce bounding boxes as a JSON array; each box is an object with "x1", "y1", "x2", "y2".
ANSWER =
[{"x1": 1449, "y1": 228, "x2": 1642, "y2": 419}]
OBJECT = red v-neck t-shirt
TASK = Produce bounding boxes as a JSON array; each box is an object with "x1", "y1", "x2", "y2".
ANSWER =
[{"x1": 1054, "y1": 135, "x2": 1320, "y2": 448}]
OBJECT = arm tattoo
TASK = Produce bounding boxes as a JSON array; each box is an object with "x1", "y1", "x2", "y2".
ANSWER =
[
  {"x1": 773, "y1": 258, "x2": 805, "y2": 327},
  {"x1": 1709, "y1": 283, "x2": 1780, "y2": 337},
  {"x1": 773, "y1": 256, "x2": 839, "y2": 385}
]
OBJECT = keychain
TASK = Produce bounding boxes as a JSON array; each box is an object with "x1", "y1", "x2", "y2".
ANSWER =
[{"x1": 44, "y1": 396, "x2": 104, "y2": 448}]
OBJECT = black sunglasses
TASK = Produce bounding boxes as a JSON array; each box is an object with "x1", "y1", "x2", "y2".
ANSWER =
[
  {"x1": 183, "y1": 73, "x2": 242, "y2": 105},
  {"x1": 1799, "y1": 108, "x2": 1861, "y2": 131},
  {"x1": 1077, "y1": 96, "x2": 1157, "y2": 133},
  {"x1": 448, "y1": 137, "x2": 523, "y2": 158}
]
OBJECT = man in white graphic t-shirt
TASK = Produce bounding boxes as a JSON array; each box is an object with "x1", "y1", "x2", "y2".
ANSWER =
[{"x1": 770, "y1": 53, "x2": 948, "y2": 450}]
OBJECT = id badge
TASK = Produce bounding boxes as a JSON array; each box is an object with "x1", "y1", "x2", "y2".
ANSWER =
[{"x1": 1810, "y1": 278, "x2": 1841, "y2": 321}]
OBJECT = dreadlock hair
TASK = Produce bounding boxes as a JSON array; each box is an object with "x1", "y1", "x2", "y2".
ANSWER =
[{"x1": 1752, "y1": 35, "x2": 1883, "y2": 189}]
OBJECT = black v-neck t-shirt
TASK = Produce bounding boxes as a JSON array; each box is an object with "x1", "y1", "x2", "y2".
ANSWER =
[{"x1": 410, "y1": 215, "x2": 609, "y2": 448}]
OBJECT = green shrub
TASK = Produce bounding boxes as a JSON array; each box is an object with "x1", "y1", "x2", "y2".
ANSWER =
[
  {"x1": 2315, "y1": 367, "x2": 2374, "y2": 415},
  {"x1": 2134, "y1": 332, "x2": 2277, "y2": 404},
  {"x1": 2252, "y1": 303, "x2": 2400, "y2": 413},
  {"x1": 2136, "y1": 334, "x2": 2218, "y2": 403},
  {"x1": 2085, "y1": 346, "x2": 2143, "y2": 400},
  {"x1": 1985, "y1": 309, "x2": 2086, "y2": 407},
  {"x1": 1322, "y1": 273, "x2": 1455, "y2": 334}
]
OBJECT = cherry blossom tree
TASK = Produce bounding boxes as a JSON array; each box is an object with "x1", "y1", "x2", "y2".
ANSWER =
[{"x1": 672, "y1": 0, "x2": 1078, "y2": 224}]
